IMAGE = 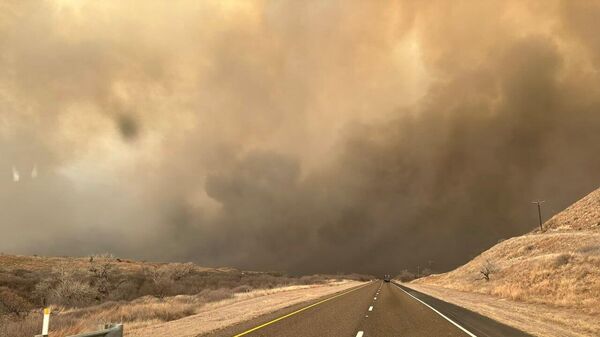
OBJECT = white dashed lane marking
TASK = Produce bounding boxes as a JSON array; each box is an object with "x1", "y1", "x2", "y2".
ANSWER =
[
  {"x1": 356, "y1": 331, "x2": 364, "y2": 337},
  {"x1": 368, "y1": 306, "x2": 373, "y2": 311}
]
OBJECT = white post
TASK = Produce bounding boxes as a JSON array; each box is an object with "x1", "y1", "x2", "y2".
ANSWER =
[{"x1": 41, "y1": 307, "x2": 51, "y2": 336}]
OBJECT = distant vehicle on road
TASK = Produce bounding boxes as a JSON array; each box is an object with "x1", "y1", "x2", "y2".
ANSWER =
[{"x1": 384, "y1": 274, "x2": 391, "y2": 282}]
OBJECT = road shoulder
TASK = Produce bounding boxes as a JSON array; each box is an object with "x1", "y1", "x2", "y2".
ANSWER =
[
  {"x1": 125, "y1": 281, "x2": 364, "y2": 337},
  {"x1": 403, "y1": 283, "x2": 598, "y2": 337}
]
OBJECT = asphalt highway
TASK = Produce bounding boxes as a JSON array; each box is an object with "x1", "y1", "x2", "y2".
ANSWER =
[{"x1": 207, "y1": 280, "x2": 533, "y2": 337}]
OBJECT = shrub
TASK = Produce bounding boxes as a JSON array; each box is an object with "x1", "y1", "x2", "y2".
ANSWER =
[
  {"x1": 90, "y1": 253, "x2": 115, "y2": 260},
  {"x1": 142, "y1": 266, "x2": 180, "y2": 298},
  {"x1": 299, "y1": 275, "x2": 327, "y2": 285},
  {"x1": 199, "y1": 288, "x2": 233, "y2": 302},
  {"x1": 50, "y1": 279, "x2": 97, "y2": 306},
  {"x1": 396, "y1": 270, "x2": 416, "y2": 282},
  {"x1": 88, "y1": 260, "x2": 117, "y2": 300},
  {"x1": 232, "y1": 285, "x2": 253, "y2": 293},
  {"x1": 478, "y1": 260, "x2": 498, "y2": 281},
  {"x1": 0, "y1": 287, "x2": 32, "y2": 316},
  {"x1": 552, "y1": 253, "x2": 571, "y2": 267},
  {"x1": 44, "y1": 268, "x2": 98, "y2": 306}
]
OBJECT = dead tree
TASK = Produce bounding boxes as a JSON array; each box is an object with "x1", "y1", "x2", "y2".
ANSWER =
[
  {"x1": 479, "y1": 259, "x2": 497, "y2": 281},
  {"x1": 88, "y1": 260, "x2": 125, "y2": 301}
]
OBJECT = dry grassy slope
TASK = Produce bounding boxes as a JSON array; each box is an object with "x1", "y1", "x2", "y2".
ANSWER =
[
  {"x1": 0, "y1": 254, "x2": 221, "y2": 274},
  {"x1": 414, "y1": 187, "x2": 600, "y2": 316},
  {"x1": 540, "y1": 187, "x2": 600, "y2": 232}
]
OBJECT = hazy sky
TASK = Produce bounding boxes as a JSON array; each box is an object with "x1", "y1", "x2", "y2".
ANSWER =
[{"x1": 1, "y1": 0, "x2": 599, "y2": 275}]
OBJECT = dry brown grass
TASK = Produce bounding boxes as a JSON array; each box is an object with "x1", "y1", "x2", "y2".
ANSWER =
[
  {"x1": 0, "y1": 252, "x2": 373, "y2": 337},
  {"x1": 0, "y1": 255, "x2": 154, "y2": 274},
  {"x1": 0, "y1": 252, "x2": 367, "y2": 311},
  {"x1": 0, "y1": 282, "x2": 354, "y2": 337},
  {"x1": 406, "y1": 283, "x2": 599, "y2": 337},
  {"x1": 126, "y1": 281, "x2": 362, "y2": 337},
  {"x1": 540, "y1": 187, "x2": 600, "y2": 232},
  {"x1": 416, "y1": 232, "x2": 600, "y2": 315},
  {"x1": 410, "y1": 187, "x2": 600, "y2": 337},
  {"x1": 2, "y1": 288, "x2": 235, "y2": 337}
]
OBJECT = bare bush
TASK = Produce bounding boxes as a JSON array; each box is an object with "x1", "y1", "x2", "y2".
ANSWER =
[
  {"x1": 420, "y1": 268, "x2": 433, "y2": 277},
  {"x1": 199, "y1": 288, "x2": 234, "y2": 302},
  {"x1": 90, "y1": 253, "x2": 115, "y2": 260},
  {"x1": 52, "y1": 279, "x2": 96, "y2": 306},
  {"x1": 47, "y1": 268, "x2": 97, "y2": 306},
  {"x1": 0, "y1": 287, "x2": 32, "y2": 317},
  {"x1": 396, "y1": 269, "x2": 416, "y2": 282},
  {"x1": 88, "y1": 260, "x2": 113, "y2": 300},
  {"x1": 33, "y1": 278, "x2": 54, "y2": 307},
  {"x1": 109, "y1": 279, "x2": 140, "y2": 301},
  {"x1": 552, "y1": 253, "x2": 571, "y2": 267},
  {"x1": 142, "y1": 266, "x2": 182, "y2": 298},
  {"x1": 299, "y1": 275, "x2": 327, "y2": 285},
  {"x1": 88, "y1": 259, "x2": 128, "y2": 301},
  {"x1": 339, "y1": 273, "x2": 375, "y2": 282},
  {"x1": 478, "y1": 260, "x2": 498, "y2": 282},
  {"x1": 169, "y1": 263, "x2": 195, "y2": 281},
  {"x1": 233, "y1": 285, "x2": 253, "y2": 293}
]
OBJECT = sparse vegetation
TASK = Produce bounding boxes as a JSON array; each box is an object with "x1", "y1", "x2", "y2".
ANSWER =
[
  {"x1": 0, "y1": 287, "x2": 31, "y2": 317},
  {"x1": 414, "y1": 231, "x2": 600, "y2": 315},
  {"x1": 0, "y1": 254, "x2": 373, "y2": 337},
  {"x1": 419, "y1": 268, "x2": 433, "y2": 278},
  {"x1": 410, "y1": 187, "x2": 600, "y2": 337},
  {"x1": 395, "y1": 269, "x2": 416, "y2": 282}
]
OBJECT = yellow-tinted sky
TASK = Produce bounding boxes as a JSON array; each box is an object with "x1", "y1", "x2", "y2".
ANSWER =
[{"x1": 1, "y1": 0, "x2": 599, "y2": 274}]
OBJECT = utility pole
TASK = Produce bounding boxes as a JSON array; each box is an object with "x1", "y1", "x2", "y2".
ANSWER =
[{"x1": 532, "y1": 200, "x2": 545, "y2": 231}]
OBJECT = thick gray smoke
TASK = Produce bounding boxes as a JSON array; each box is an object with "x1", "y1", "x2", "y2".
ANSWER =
[{"x1": 1, "y1": 1, "x2": 599, "y2": 275}]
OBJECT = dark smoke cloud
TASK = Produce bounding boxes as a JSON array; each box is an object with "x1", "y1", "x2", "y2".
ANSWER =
[
  {"x1": 1, "y1": 1, "x2": 599, "y2": 275},
  {"x1": 116, "y1": 114, "x2": 139, "y2": 141}
]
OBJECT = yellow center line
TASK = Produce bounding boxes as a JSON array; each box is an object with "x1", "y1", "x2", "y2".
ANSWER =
[{"x1": 232, "y1": 281, "x2": 374, "y2": 337}]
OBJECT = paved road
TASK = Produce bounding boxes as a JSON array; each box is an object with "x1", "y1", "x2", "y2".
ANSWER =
[{"x1": 206, "y1": 281, "x2": 533, "y2": 337}]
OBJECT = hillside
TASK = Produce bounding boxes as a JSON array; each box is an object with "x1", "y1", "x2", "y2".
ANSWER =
[
  {"x1": 0, "y1": 254, "x2": 370, "y2": 337},
  {"x1": 0, "y1": 254, "x2": 222, "y2": 274},
  {"x1": 0, "y1": 254, "x2": 292, "y2": 311},
  {"x1": 408, "y1": 187, "x2": 600, "y2": 337},
  {"x1": 540, "y1": 187, "x2": 600, "y2": 232}
]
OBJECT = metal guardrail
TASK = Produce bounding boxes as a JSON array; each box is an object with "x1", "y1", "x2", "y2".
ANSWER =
[
  {"x1": 36, "y1": 324, "x2": 123, "y2": 337},
  {"x1": 69, "y1": 324, "x2": 123, "y2": 337}
]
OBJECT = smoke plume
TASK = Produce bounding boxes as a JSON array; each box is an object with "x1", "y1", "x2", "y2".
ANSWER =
[{"x1": 1, "y1": 0, "x2": 599, "y2": 274}]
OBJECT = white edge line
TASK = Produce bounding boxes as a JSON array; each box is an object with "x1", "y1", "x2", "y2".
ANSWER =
[
  {"x1": 394, "y1": 283, "x2": 477, "y2": 337},
  {"x1": 356, "y1": 331, "x2": 364, "y2": 337}
]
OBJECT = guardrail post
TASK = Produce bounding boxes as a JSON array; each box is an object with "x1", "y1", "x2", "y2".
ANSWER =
[{"x1": 34, "y1": 307, "x2": 51, "y2": 337}]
